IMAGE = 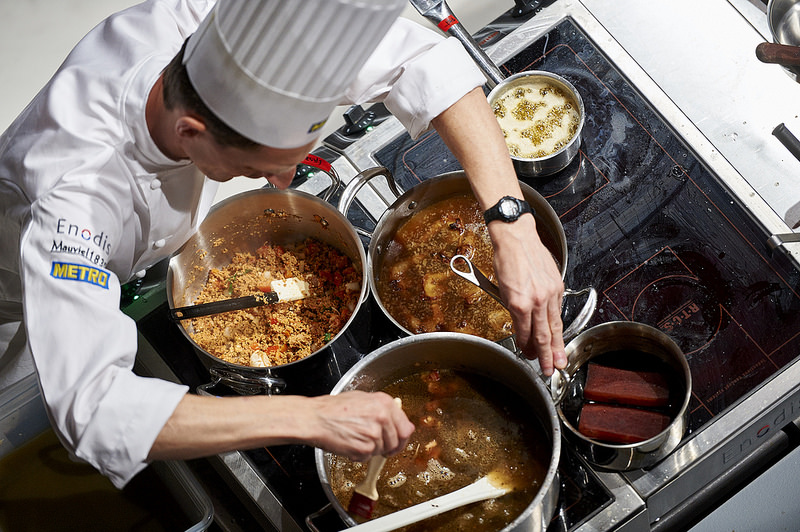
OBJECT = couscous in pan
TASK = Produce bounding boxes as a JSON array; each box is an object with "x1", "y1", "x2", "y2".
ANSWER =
[{"x1": 167, "y1": 186, "x2": 367, "y2": 395}]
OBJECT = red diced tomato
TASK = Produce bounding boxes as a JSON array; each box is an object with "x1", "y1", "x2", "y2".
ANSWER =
[{"x1": 422, "y1": 370, "x2": 441, "y2": 383}]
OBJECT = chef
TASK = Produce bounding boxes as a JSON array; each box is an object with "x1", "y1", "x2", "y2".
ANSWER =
[{"x1": 0, "y1": 0, "x2": 565, "y2": 487}]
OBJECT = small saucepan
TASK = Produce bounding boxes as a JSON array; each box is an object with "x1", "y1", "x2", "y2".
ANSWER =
[
  {"x1": 551, "y1": 321, "x2": 692, "y2": 471},
  {"x1": 410, "y1": 0, "x2": 585, "y2": 177},
  {"x1": 450, "y1": 257, "x2": 690, "y2": 470}
]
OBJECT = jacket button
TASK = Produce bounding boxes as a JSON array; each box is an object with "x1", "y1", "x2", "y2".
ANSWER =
[
  {"x1": 153, "y1": 239, "x2": 166, "y2": 249},
  {"x1": 135, "y1": 269, "x2": 147, "y2": 278},
  {"x1": 150, "y1": 179, "x2": 161, "y2": 190}
]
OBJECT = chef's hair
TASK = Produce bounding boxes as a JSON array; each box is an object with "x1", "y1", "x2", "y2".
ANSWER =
[{"x1": 162, "y1": 39, "x2": 259, "y2": 150}]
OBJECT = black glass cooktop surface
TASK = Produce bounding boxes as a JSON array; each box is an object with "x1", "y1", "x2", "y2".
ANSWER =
[{"x1": 372, "y1": 18, "x2": 800, "y2": 433}]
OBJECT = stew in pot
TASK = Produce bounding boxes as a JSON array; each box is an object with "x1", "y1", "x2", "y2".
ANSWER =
[
  {"x1": 376, "y1": 194, "x2": 514, "y2": 341},
  {"x1": 328, "y1": 368, "x2": 550, "y2": 531}
]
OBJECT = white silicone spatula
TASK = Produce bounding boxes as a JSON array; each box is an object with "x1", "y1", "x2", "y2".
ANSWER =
[{"x1": 341, "y1": 475, "x2": 509, "y2": 532}]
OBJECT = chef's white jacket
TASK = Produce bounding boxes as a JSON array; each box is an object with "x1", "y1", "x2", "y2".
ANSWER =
[{"x1": 0, "y1": 0, "x2": 484, "y2": 487}]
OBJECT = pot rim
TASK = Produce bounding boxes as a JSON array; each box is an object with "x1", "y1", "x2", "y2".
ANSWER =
[
  {"x1": 487, "y1": 70, "x2": 586, "y2": 164},
  {"x1": 767, "y1": 0, "x2": 800, "y2": 45}
]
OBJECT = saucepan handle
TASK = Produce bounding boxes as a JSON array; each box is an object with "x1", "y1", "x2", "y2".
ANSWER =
[
  {"x1": 408, "y1": 0, "x2": 505, "y2": 87},
  {"x1": 562, "y1": 287, "x2": 597, "y2": 343},
  {"x1": 298, "y1": 154, "x2": 341, "y2": 203},
  {"x1": 336, "y1": 166, "x2": 404, "y2": 238}
]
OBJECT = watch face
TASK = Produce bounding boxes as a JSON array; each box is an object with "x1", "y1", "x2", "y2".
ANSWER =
[{"x1": 499, "y1": 198, "x2": 519, "y2": 218}]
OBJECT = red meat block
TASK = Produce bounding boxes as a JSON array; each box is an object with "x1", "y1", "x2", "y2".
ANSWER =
[
  {"x1": 578, "y1": 403, "x2": 671, "y2": 444},
  {"x1": 583, "y1": 363, "x2": 671, "y2": 407}
]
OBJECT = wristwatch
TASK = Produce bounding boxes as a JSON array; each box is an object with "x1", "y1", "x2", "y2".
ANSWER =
[{"x1": 483, "y1": 196, "x2": 534, "y2": 224}]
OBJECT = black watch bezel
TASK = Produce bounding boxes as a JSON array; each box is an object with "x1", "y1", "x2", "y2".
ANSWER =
[{"x1": 483, "y1": 196, "x2": 534, "y2": 224}]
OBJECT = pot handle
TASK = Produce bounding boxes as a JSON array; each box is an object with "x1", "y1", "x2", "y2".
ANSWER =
[
  {"x1": 305, "y1": 503, "x2": 336, "y2": 532},
  {"x1": 196, "y1": 366, "x2": 287, "y2": 396},
  {"x1": 562, "y1": 287, "x2": 597, "y2": 343},
  {"x1": 336, "y1": 166, "x2": 404, "y2": 238},
  {"x1": 409, "y1": 0, "x2": 505, "y2": 88},
  {"x1": 299, "y1": 154, "x2": 341, "y2": 203}
]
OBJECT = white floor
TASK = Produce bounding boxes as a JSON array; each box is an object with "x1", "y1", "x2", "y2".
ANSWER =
[{"x1": 0, "y1": 0, "x2": 506, "y2": 205}]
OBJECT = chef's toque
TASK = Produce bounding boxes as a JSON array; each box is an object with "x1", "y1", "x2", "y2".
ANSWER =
[{"x1": 184, "y1": 0, "x2": 405, "y2": 148}]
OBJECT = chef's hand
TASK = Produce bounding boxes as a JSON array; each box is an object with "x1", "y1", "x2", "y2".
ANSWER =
[
  {"x1": 488, "y1": 215, "x2": 567, "y2": 376},
  {"x1": 309, "y1": 391, "x2": 414, "y2": 462}
]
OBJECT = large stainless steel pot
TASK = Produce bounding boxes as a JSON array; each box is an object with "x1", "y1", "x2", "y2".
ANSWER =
[
  {"x1": 314, "y1": 332, "x2": 561, "y2": 531},
  {"x1": 551, "y1": 321, "x2": 692, "y2": 471},
  {"x1": 338, "y1": 167, "x2": 596, "y2": 347},
  {"x1": 166, "y1": 185, "x2": 368, "y2": 395}
]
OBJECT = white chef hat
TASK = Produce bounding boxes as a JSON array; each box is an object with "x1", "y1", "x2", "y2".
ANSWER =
[{"x1": 184, "y1": 0, "x2": 405, "y2": 148}]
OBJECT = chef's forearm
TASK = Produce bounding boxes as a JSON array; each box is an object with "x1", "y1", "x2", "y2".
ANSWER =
[
  {"x1": 148, "y1": 390, "x2": 414, "y2": 462},
  {"x1": 431, "y1": 87, "x2": 524, "y2": 211},
  {"x1": 147, "y1": 393, "x2": 311, "y2": 460}
]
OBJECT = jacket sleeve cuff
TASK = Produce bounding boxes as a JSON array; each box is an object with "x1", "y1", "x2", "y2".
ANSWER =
[{"x1": 74, "y1": 374, "x2": 189, "y2": 489}]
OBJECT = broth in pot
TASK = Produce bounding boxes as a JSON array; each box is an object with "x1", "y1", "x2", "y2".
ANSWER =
[{"x1": 328, "y1": 368, "x2": 550, "y2": 531}]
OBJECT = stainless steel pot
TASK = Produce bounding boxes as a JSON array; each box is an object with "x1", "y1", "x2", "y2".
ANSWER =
[
  {"x1": 338, "y1": 167, "x2": 596, "y2": 347},
  {"x1": 551, "y1": 321, "x2": 692, "y2": 471},
  {"x1": 166, "y1": 185, "x2": 368, "y2": 395},
  {"x1": 409, "y1": 0, "x2": 584, "y2": 177},
  {"x1": 487, "y1": 71, "x2": 585, "y2": 177},
  {"x1": 314, "y1": 332, "x2": 561, "y2": 531},
  {"x1": 766, "y1": 0, "x2": 800, "y2": 78}
]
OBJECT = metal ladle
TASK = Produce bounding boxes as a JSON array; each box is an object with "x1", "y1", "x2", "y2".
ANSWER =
[{"x1": 449, "y1": 254, "x2": 596, "y2": 344}]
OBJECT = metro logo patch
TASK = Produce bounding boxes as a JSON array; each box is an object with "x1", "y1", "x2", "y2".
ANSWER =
[{"x1": 50, "y1": 261, "x2": 110, "y2": 289}]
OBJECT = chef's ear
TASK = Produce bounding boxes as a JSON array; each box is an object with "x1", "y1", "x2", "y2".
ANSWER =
[{"x1": 175, "y1": 115, "x2": 207, "y2": 139}]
